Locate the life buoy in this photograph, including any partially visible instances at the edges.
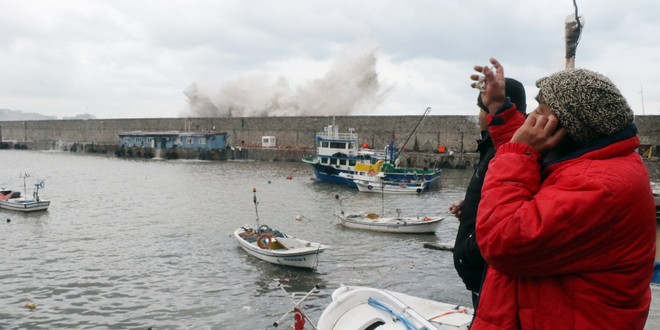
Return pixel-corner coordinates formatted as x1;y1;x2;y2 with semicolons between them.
422;217;433;222
367;185;373;190
257;234;274;249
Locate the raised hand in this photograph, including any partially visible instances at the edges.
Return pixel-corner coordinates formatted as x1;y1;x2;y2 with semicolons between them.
470;57;506;114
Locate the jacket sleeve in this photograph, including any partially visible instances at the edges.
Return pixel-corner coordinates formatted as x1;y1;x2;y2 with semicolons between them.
475;141;646;277
486;102;526;148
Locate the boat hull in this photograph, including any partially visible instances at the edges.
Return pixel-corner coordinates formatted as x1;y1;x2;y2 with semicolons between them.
0;200;50;212
308;162;441;189
354;181;426;194
338;215;443;234
233;228;327;269
317;285;473;330
307;163;356;187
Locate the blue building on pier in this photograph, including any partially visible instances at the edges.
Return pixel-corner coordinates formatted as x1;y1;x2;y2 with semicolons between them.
118;131;229;151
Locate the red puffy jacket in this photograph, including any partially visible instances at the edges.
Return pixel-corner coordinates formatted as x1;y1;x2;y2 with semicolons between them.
471;109;656;329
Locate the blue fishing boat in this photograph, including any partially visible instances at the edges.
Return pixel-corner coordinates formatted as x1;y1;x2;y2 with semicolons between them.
302;112;441;187
301;119;385;187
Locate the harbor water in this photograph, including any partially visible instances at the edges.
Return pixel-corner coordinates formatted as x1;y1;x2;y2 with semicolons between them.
1;150;659;329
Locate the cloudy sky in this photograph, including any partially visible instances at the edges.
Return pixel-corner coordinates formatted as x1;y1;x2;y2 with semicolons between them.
1;0;658;119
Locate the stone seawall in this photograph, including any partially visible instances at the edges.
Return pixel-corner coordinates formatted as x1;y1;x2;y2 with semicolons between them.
0;116;487;153
2;115;659;150
1;115;659;168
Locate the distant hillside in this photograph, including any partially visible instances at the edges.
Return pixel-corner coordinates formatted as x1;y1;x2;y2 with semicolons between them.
0;109;95;121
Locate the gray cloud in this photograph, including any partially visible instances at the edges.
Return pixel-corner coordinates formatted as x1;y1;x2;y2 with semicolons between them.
0;0;658;118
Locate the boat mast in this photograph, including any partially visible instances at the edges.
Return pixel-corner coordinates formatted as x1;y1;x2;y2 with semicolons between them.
394;107;431;162
20;172;29;200
252;188;261;229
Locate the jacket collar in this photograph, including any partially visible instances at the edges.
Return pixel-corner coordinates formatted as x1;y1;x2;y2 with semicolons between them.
542;123;638;169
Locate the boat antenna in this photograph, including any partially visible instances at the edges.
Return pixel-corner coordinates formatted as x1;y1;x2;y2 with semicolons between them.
253;187;261;229
20;171;29;200
394;107;431;161
381;183;385;214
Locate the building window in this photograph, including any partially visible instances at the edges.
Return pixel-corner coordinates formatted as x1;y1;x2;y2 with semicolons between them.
186;138;194;144
199;137;206;144
136;137;143;143
123;137;130;144
146;138;154;144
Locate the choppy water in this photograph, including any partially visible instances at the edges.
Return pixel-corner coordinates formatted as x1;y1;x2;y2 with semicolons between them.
0;150;475;329
1;150;658;329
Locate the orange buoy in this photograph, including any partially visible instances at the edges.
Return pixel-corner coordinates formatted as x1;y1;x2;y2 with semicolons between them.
257;234;274;249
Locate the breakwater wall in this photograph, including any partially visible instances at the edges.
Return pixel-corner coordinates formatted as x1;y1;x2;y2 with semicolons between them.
1;115;659;166
0;116;486;152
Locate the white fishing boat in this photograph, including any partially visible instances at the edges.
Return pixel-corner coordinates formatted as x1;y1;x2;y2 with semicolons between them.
317;285;473;330
234;226;327;269
354;179;428;194
338;211;443;234
0;176;50;213
233;188;328;269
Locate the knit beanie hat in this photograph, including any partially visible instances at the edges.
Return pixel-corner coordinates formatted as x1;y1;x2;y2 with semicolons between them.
477;78;527;114
536;69;634;144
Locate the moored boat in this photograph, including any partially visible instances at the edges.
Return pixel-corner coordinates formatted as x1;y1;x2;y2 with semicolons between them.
340;159;436;193
0;178;50;213
233;188;328;269
301;118;385;186
233;226;327;269
354;179;428;194
338;211;443;234
317;285;473;330
302;118;441;187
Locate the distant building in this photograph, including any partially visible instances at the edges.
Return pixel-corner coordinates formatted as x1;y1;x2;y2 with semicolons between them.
118;131;229;150
261;136;277;148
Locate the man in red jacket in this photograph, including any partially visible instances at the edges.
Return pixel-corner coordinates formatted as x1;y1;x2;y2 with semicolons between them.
468;57;656;329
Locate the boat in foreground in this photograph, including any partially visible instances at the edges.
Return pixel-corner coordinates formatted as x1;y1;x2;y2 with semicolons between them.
317;285;473;330
0;179;50;212
338;211;443;234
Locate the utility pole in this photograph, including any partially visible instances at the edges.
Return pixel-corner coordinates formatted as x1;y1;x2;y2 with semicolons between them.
640;85;646;115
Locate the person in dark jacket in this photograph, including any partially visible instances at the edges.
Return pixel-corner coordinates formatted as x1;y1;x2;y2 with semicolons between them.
450;78;526;308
